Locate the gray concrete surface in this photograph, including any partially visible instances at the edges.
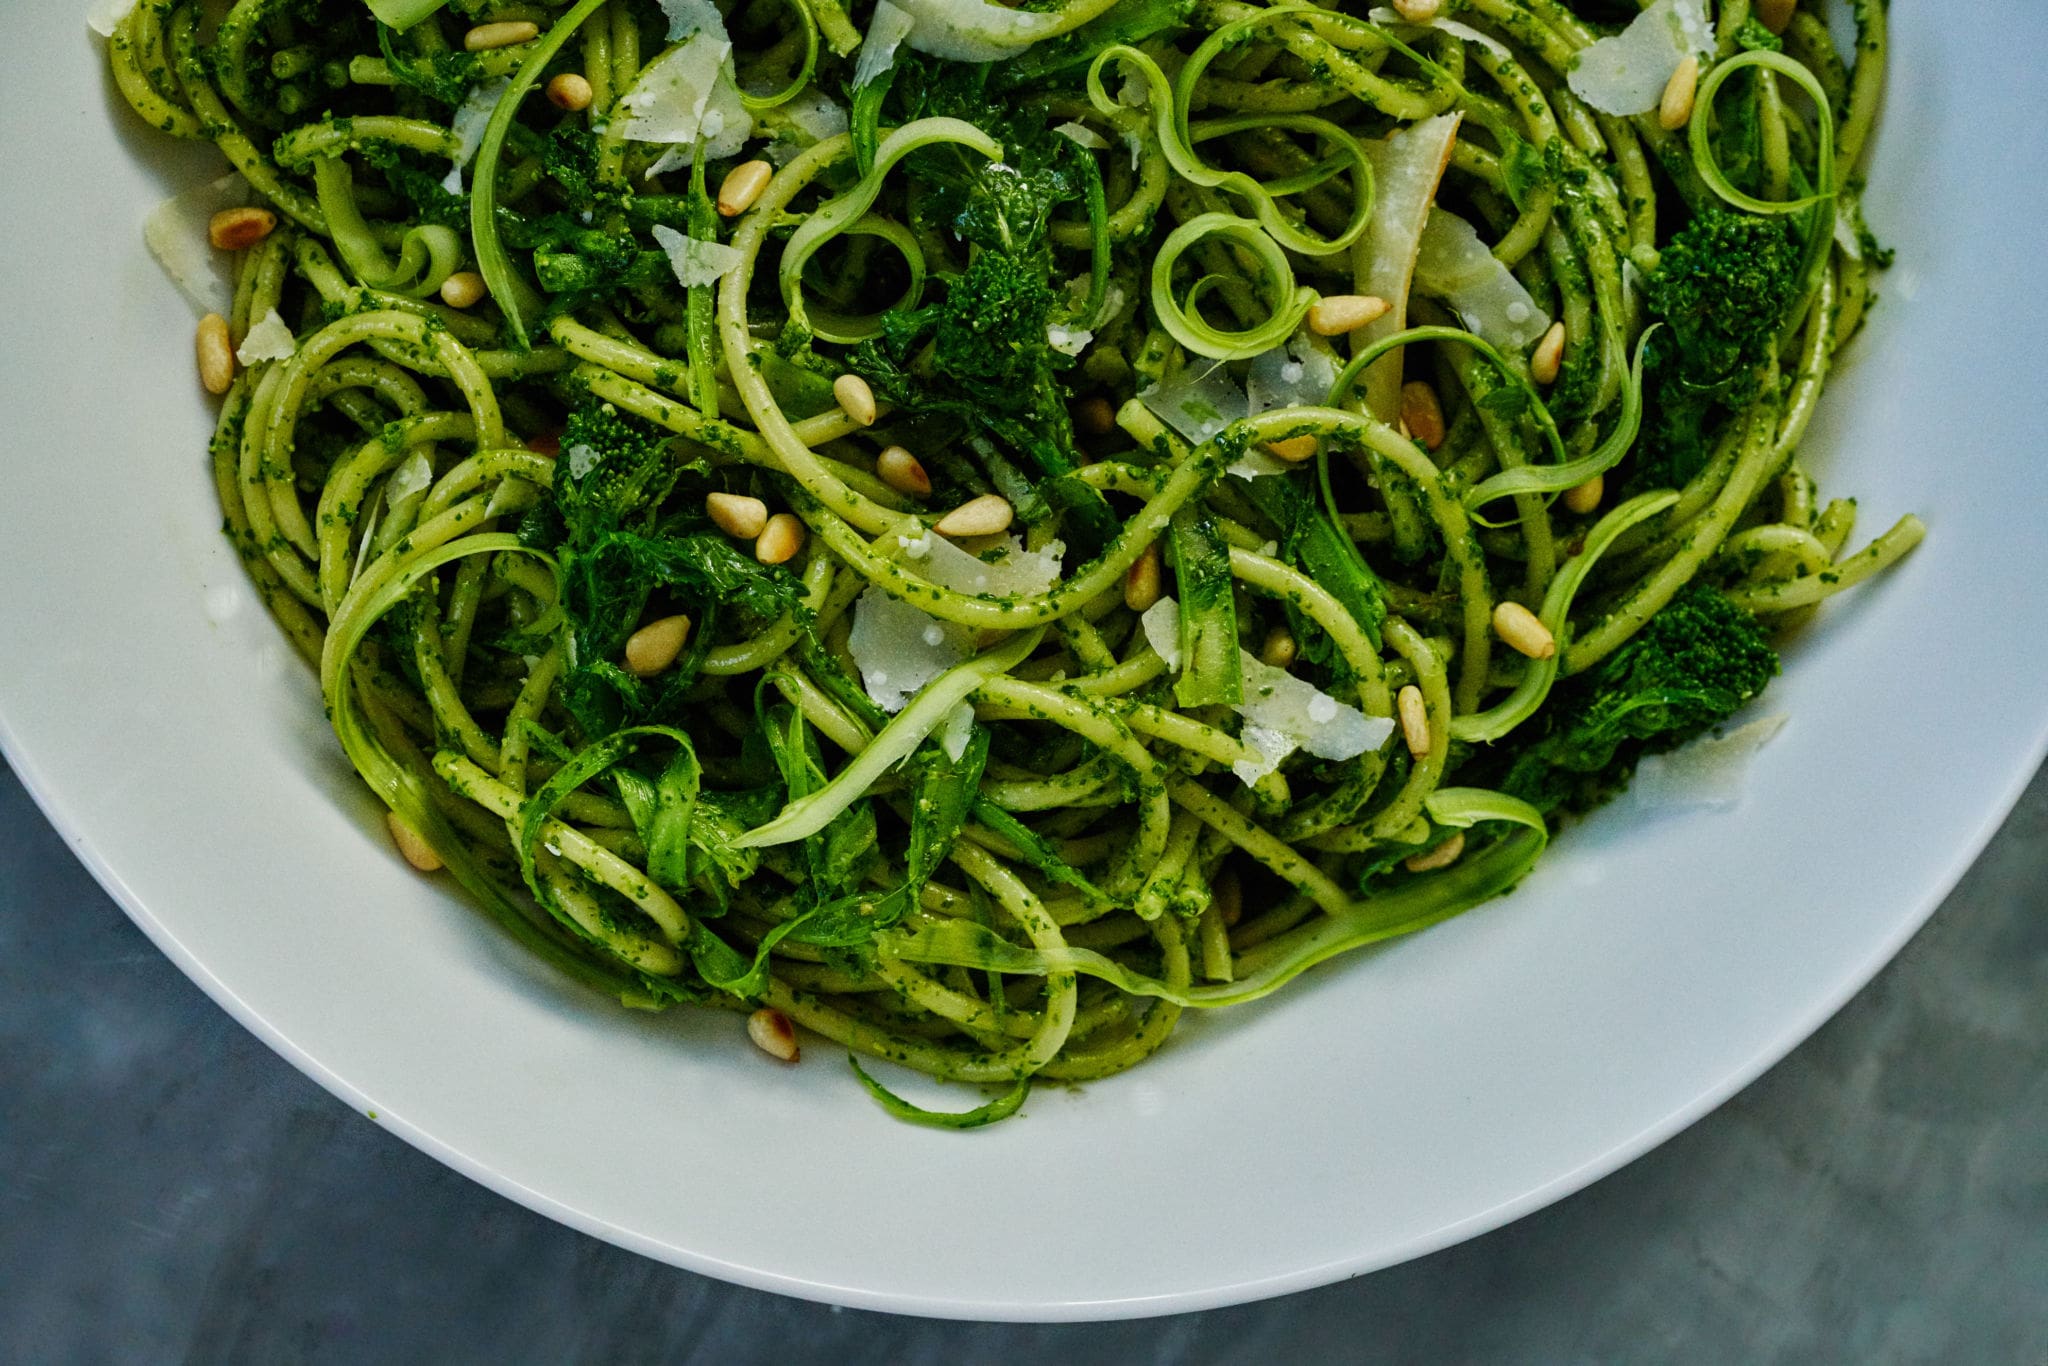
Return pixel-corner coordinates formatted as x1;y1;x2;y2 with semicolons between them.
1;756;2042;1364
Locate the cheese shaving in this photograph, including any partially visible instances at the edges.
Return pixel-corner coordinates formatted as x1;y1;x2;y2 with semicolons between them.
1566;0;1713;117
905;534;1064;598
142;173;255;318
88;0;137;38
1366;6;1510;61
1413;209;1552;350
234;309;296;365
853;0;917;87
384;449;434;506
1139;363;1248;445
886;0;1061;62
650;225;745;287
1146;598;1394;784
1629;714;1787;811
442;78;510;194
1141;597;1182;670
849;587;973;712
618;33;754;162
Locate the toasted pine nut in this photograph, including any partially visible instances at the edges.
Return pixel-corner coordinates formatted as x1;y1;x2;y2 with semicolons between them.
1392;0;1441;19
196;313;234;395
1531;321;1567;386
756;512;806;565
876;446;931;498
1307;294;1391;336
1659;55;1701;131
1563;473;1604;516
1074;396;1117;436
833;373;877;426
1493;600;1556;660
1755;0;1796;34
545;72;593;112
1213;868;1242;928
386;811;442;873
208;206;277;252
439;271;487;309
934;494;1013;538
1265;435;1318;463
624;614;692;677
1400;381;1447;451
716;159;773;217
1260;626;1297;669
747;1007;800;1062
465;20;538;50
1397;684;1431;758
706;492;769;539
1124;540;1162;612
1405;831;1465;873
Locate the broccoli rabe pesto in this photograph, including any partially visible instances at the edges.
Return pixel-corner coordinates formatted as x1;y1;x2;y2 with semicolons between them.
112;0;1921;1122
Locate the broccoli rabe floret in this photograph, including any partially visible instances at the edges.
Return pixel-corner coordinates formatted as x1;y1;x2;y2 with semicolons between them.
554;398;680;540
1501;586;1780;813
931;249;1058;404
1634;210;1804;489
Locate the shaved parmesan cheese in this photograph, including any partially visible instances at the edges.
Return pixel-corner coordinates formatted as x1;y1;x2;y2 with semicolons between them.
443;77;510;194
887;0;1060;62
849;587;973;712
1047;322;1092;356
854;0;916;87
1054;121;1111;151
384;449;434;505
483;476;537;519
1139;363;1248;445
88;0;136;37
1141;598;1182;670
1413;209;1552;349
1226;449;1292;479
234;309;296;365
936;700;977;761
757;86;850;166
1366;6;1510;60
1630;715;1787;810
1566;0;1712;117
1246;333;1339;414
1231;725;1297;786
143;173;254;318
618;33;754;162
907;534;1064;598
1234;650;1392;765
1356;113;1462;420
657;0;725;39
564;443;601;480
650;224;744;287
1145;598;1395;784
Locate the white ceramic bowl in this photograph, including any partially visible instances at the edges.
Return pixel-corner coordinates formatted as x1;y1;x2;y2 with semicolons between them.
3;1;2043;1321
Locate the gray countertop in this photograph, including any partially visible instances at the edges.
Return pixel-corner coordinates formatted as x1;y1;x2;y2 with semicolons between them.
2;754;2042;1364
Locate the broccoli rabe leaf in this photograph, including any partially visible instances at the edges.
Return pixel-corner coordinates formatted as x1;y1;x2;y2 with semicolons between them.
543;398;804;738
844;64;1118;549
1231;472;1387;666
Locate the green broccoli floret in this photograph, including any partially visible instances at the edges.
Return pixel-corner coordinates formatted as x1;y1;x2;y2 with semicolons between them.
1500;586;1780;813
931;249;1058;405
555;398;682;542
1633;210;1803;489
